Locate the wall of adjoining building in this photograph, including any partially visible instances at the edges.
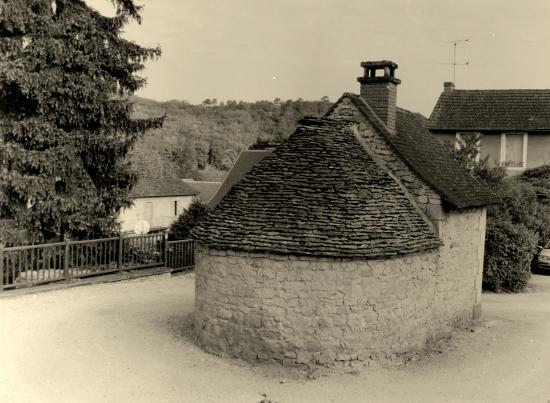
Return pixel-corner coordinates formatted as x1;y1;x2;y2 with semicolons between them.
119;195;194;233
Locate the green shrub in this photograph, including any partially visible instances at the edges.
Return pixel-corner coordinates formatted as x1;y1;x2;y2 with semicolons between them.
517;164;550;188
515;165;550;245
488;180;538;229
483;219;538;292
169;198;209;241
123;243;161;265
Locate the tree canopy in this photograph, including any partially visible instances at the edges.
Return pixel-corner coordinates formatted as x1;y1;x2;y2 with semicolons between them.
0;0;163;245
129;96;332;181
168;197;209;241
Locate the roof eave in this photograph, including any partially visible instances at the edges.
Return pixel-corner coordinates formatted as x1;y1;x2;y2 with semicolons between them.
130;193;197;199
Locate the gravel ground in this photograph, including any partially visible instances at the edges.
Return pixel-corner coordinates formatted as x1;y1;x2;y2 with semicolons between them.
1;272;550;403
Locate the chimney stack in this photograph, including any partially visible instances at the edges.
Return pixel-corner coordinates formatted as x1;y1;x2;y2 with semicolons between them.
357;60;401;134
443;81;455;93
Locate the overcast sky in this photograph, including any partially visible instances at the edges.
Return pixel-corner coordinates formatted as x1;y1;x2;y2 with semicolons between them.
87;0;550;116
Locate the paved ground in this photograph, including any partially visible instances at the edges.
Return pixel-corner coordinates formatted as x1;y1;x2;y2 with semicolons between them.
1;272;550;403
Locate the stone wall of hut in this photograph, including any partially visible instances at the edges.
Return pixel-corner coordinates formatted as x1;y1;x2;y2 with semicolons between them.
194;206;486;366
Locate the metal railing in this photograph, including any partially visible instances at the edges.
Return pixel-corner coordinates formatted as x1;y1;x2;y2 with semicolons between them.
1;235;195;291
166;239;195;269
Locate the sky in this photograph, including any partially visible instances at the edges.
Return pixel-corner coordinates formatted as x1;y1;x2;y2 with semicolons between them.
87;0;550;116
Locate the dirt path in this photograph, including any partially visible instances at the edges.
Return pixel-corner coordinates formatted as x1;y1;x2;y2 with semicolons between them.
1;273;550;403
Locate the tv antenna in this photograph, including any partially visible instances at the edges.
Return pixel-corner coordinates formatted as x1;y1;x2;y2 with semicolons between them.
441;38;470;83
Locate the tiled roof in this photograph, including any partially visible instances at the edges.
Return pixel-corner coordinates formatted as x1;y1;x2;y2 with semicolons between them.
429;89;550;131
130;177;197;198
193;117;441;258
184;181;221;203
208;150;273;208
341;94;497;209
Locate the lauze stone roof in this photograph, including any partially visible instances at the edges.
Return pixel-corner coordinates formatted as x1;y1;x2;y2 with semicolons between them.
341;94;496;209
429;89;550;131
208;150;273;208
194;117;441;258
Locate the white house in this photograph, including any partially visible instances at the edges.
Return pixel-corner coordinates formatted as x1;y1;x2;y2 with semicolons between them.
119;178;197;233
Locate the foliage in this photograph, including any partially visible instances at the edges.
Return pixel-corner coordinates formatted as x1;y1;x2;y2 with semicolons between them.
123;242;161;265
449;133;549;291
517;164;550;201
168;198;209;241
488;180;535;227
481;177;550;291
449;132;506;184
471;156;507;186
0;0;163;245
515;164;550;246
129;97;332;181
483;219;538;292
451;132;482;172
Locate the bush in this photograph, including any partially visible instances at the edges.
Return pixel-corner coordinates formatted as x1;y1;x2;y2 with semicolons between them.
483;219;538;292
123;243;161;265
517;164;550;187
512;166;550;248
488;180;538;228
169;198;209;241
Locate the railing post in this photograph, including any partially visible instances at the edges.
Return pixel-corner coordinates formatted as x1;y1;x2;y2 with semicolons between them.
63;239;70;281
0;243;4;293
163;232;169;267
118;235;123;272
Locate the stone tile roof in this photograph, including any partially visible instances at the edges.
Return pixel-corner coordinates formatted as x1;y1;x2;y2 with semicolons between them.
194;117;441;258
341;94;496;209
184;181;221;203
208;150;273;208
129;177;197;198
429;89;550;131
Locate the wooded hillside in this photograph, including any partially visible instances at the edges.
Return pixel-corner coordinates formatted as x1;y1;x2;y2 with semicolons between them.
129;97;332;181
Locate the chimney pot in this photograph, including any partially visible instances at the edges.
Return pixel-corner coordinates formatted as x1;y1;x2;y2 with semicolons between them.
357;60;400;134
444;81;455;92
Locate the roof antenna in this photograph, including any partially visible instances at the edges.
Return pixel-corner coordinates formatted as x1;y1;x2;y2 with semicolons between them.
441;39;470;83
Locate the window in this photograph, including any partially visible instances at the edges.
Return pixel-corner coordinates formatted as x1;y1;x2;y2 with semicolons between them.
174;200;178;216
143;202;153;222
500;133;527;169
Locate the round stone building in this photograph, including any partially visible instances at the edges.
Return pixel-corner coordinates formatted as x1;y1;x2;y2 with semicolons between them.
192;61;494;367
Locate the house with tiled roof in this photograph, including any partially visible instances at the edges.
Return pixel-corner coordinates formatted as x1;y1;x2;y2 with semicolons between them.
429;83;550;175
192;60;495;367
182;180;222;205
119;177;197;233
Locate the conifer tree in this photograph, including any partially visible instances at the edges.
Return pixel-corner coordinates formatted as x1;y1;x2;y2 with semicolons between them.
0;0;163;244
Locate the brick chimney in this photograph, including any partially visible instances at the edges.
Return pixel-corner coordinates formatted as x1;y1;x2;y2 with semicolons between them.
444;81;455;93
357;60;401;134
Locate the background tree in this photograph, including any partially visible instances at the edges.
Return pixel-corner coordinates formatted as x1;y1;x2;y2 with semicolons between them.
168;198;209;241
127;96;333;181
0;0;163;244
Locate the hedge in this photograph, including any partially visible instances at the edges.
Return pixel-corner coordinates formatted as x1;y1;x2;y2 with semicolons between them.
483;219;538;293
